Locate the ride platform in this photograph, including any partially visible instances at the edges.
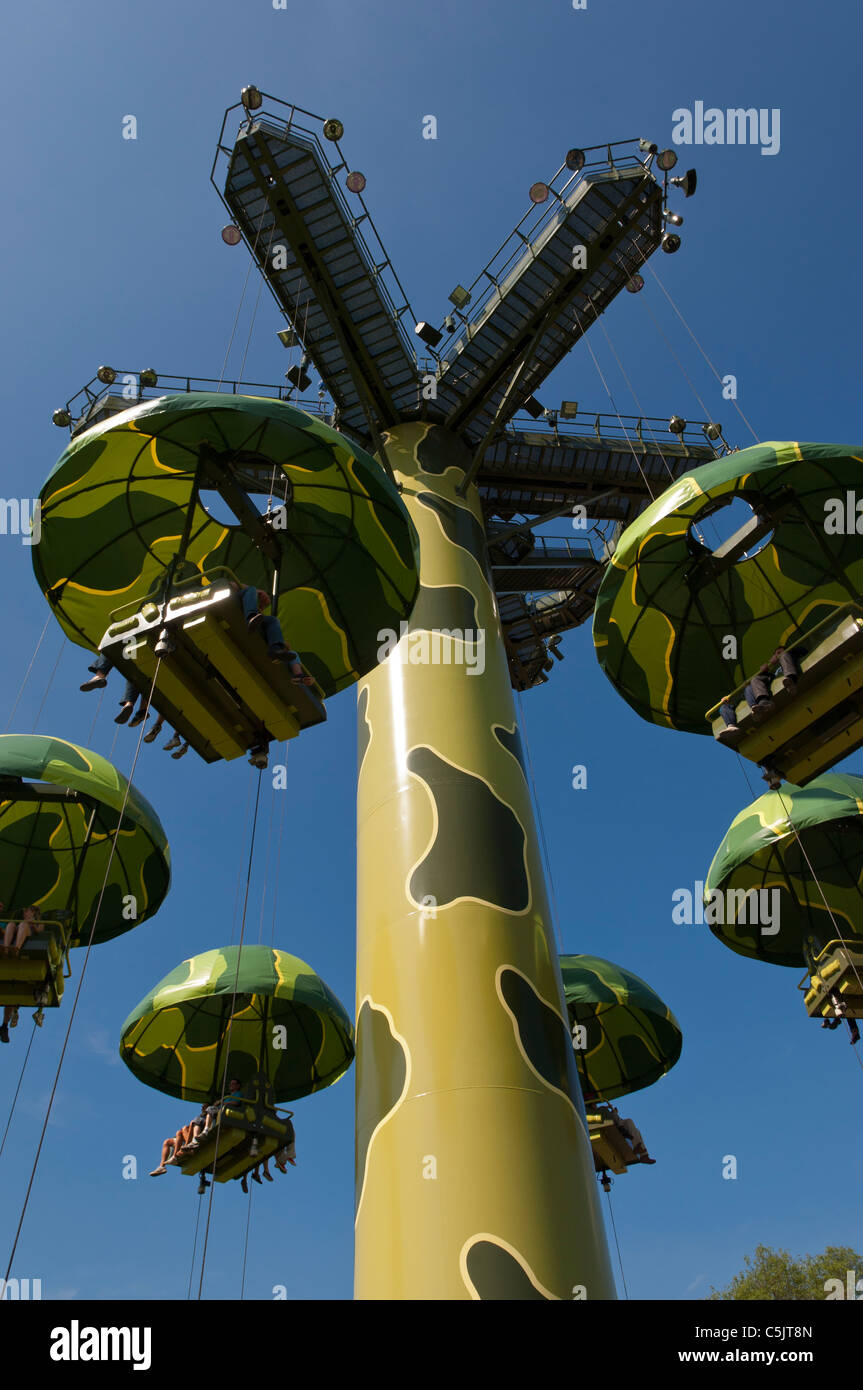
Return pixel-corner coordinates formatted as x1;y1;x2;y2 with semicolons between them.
0;914;72;1008
586;1111;640;1176
178;1077;294;1185
101;580;326;764
707;604;863;785
802;940;863;1022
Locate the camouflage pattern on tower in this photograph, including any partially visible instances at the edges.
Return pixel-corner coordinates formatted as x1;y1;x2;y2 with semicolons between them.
119;945;354;1103
560;954;682;1103
705;772;863;967
593;442;863;733
355;423;615;1301
34;393;420;697
0;734;169;946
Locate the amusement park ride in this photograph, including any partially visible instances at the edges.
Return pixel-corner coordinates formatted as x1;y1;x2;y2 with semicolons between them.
3;85;862;1300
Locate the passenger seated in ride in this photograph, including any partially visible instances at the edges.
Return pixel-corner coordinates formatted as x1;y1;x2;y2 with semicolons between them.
716;647;801;740
80;653;139;718
821;990;861;1045
2;907;43;958
603;1103;656;1164
240;587;315;685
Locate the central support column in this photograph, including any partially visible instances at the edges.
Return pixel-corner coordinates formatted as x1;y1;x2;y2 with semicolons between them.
354;423;615;1300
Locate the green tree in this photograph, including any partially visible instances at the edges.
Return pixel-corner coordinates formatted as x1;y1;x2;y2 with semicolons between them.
708;1244;862;1300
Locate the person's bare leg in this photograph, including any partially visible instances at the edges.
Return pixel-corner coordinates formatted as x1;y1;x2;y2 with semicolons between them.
150;1137;175;1176
262;1156;274;1182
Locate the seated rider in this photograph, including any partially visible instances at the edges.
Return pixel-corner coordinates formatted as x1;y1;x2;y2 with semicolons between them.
2;906;43;958
239;586;315;685
601;1103;656;1164
716;645;801;739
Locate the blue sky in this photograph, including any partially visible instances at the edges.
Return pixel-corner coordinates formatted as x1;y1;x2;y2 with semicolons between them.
1;0;861;1301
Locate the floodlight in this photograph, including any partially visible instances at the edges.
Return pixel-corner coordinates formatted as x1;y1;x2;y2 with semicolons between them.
139;368;158;387
669;415;687;435
415;321;443;348
670;168;697;197
241;86;263;111
638;139;658;155
625;274;645;293
529;182;549;204
523;395;544;419
443;315;456;332
661;232;681;254
345;171;366;194
96;366;116;385
52;408;71;427
323;118;344;142
221;224;242;245
703;422;722;441
286;363;312;392
559;400;579;419
448;285;471;309
277;329;299;348
664;210;684;226
656;149;678;171
565;148;585;171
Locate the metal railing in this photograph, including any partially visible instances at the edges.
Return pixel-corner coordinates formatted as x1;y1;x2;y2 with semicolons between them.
211;93;419;367
434;139;657;362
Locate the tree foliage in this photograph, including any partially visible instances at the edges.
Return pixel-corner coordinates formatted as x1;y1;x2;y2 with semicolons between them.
707;1244;862;1300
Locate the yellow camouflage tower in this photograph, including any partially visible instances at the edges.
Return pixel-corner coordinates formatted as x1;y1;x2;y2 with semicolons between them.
355;424;613;1298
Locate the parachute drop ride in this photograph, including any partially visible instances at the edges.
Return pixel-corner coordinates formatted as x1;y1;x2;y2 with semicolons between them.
119;946;354;1186
593;442;863;788
0;734;169;1021
560;954;682;1182
34;393;420;767
705;773;863;1041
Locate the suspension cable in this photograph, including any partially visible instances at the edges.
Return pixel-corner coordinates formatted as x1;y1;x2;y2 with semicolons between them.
239;1183;254;1300
603;1180;629;1298
29;635;67;734
3;617;51;734
4;657;162;1282
645;264;761;445
195;768;265;1300
0;1021;39;1161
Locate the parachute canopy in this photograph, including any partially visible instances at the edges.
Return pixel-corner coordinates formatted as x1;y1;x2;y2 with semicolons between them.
593;442;863;734
34;393;420;698
705;772;863;968
119;945;354;1104
0;734;170;947
560;953;682;1103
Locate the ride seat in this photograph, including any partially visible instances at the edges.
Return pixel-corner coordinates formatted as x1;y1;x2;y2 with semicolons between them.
802;942;863;1021
586;1110;639;1176
0;919;68;1007
99;582;326;764
706;604;863;785
178;1075;293;1184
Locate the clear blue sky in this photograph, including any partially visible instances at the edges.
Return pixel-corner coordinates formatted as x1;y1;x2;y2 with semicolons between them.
1;0;861;1301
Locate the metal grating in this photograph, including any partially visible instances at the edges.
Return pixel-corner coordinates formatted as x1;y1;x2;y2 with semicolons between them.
219;113;420;438
433;168;663;443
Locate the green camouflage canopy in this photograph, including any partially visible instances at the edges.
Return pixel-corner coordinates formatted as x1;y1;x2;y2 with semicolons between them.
705;772;863;967
559;954;682;1103
119;945;354;1104
0;734;170;947
34;393;420;698
593;442;863;733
